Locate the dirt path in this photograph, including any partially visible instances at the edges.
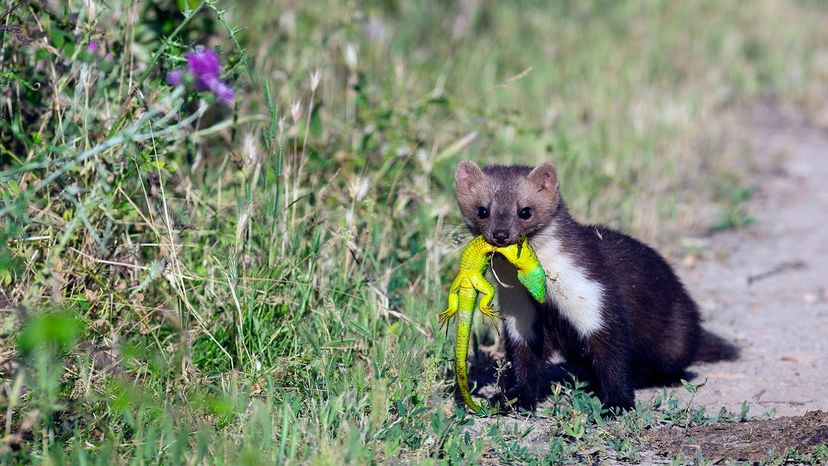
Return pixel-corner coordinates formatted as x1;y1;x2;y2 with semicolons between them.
635;104;828;417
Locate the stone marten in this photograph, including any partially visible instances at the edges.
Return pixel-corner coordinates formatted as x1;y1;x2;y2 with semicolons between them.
454;160;738;411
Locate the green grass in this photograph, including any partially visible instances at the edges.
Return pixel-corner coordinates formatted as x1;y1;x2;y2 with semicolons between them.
1;0;827;463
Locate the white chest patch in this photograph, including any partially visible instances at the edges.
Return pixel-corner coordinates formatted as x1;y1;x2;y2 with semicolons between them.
490;255;538;344
531;226;606;338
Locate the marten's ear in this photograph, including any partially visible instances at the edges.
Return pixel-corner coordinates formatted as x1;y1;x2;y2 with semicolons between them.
455;160;484;195
527;163;559;195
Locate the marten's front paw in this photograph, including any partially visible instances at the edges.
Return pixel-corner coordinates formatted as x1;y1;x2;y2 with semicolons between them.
599;394;635;416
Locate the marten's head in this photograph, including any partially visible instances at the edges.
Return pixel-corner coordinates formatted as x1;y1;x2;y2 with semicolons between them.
454;160;561;246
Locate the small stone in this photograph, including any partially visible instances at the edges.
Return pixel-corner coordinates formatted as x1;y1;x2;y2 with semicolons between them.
803;292;818;304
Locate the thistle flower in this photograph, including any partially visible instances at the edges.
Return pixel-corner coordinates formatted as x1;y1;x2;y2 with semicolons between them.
166;69;184;86
167;46;235;106
210;80;235;106
87;40;98;53
186;46;222;90
0;2;30;45
0;24;29;45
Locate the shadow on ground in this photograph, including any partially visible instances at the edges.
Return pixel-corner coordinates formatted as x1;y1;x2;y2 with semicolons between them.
460;343;699;411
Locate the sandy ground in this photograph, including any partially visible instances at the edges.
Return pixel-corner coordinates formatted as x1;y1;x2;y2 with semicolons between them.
635;104;828;418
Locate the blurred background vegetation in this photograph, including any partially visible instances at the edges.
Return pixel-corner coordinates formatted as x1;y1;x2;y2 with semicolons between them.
1;0;827;463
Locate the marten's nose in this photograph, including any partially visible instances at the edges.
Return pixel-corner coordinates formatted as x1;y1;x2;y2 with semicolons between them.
492;229;509;244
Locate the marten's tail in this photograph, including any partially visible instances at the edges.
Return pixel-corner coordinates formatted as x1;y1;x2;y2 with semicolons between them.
694;329;740;362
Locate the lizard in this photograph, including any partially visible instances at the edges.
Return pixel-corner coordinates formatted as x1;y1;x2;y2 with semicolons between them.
439;235;547;412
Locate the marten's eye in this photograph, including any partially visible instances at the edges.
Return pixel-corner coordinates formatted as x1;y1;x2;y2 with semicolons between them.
477;207;490;219
518;207;532;219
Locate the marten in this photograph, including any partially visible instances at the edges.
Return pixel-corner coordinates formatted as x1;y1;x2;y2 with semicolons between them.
454;160;738;411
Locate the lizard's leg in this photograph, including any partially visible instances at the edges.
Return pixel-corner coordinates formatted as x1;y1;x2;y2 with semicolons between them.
438;277;463;327
470;274;501;328
438;291;459;330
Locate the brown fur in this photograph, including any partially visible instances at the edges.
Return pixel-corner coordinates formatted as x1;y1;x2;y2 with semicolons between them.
456;161;559;245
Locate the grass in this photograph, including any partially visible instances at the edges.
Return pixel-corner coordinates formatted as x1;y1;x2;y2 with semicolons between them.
1;0;827;463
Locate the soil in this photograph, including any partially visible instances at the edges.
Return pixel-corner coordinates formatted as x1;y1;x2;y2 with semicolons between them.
466;102;828;463
645;410;828;463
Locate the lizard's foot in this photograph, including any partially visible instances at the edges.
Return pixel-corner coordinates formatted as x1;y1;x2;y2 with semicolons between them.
479;306;502;330
438;309;457;329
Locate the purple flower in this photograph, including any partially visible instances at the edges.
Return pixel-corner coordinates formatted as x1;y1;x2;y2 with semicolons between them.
186;46;221;91
169;46;236;106
0;2;31;46
1;24;30;45
87;40;98;53
166;69;184;86
210;80;235;106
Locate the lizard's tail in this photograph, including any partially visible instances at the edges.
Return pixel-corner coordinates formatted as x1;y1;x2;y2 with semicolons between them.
455;305;481;412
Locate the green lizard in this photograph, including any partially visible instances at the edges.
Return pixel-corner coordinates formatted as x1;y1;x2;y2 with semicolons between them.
439;235;547;412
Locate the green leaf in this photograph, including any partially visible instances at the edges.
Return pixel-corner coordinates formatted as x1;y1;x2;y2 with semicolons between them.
17;311;85;353
49;28;65;49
